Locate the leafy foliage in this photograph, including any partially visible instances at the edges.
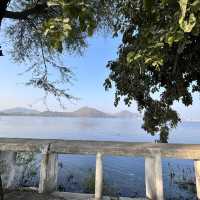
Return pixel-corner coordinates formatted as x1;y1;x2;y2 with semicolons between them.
16;152;38;186
2;0;115;105
104;0;200;142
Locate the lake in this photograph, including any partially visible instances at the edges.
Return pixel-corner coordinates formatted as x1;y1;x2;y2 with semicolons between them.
0;116;199;199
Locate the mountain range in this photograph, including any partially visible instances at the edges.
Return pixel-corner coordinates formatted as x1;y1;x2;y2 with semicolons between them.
0;106;141;119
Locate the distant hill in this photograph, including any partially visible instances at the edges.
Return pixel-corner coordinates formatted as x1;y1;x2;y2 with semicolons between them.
114;110;140;118
0;106;140;119
1;107;40;115
71;107;111;118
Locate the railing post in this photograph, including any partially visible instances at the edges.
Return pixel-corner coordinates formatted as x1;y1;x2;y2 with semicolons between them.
39;145;58;193
0;151;17;189
95;152;103;200
194;160;200;199
145;151;164;200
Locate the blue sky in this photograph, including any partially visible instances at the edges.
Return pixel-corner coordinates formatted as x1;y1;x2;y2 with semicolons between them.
0;34;137;113
0;33;200;120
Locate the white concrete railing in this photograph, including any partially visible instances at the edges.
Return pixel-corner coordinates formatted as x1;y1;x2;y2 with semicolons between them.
0;138;200;199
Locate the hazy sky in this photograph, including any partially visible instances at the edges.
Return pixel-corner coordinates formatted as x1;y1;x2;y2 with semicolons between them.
0;33;200;120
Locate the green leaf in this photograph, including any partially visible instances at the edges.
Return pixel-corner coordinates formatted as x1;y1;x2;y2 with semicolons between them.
47;0;60;6
167;36;174;47
127;52;135;63
179;0;196;32
191;0;200;12
179;0;187;17
134;53;142;60
179;13;196;32
145;57;153;64
63;23;71;32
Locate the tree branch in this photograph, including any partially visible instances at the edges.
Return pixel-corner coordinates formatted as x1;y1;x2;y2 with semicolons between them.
1;3;48;21
0;0;11;25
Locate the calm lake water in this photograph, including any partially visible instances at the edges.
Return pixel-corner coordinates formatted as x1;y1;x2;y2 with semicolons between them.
0;116;199;199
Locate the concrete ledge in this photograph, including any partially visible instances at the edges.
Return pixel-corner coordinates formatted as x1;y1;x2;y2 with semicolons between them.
0;137;200;159
52;191;147;200
4;190;62;200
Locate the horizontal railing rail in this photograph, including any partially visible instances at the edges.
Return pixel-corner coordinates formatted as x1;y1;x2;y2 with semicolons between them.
1;138;200;159
0;138;199;200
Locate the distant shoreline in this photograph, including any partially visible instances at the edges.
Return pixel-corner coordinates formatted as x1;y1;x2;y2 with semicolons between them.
0;113;116;118
0;113;142;120
0;106;141;119
0;113;199;122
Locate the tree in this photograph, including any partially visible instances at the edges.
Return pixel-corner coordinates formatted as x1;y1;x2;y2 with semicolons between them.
2;0;200;142
0;0;115;105
104;0;200;142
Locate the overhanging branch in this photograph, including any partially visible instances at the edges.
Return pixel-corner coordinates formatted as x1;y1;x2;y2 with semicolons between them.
1;3;48;21
0;0;11;25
